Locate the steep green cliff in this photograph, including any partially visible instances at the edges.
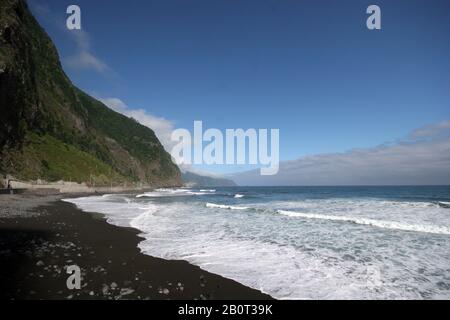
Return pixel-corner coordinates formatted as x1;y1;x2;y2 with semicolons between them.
0;0;181;186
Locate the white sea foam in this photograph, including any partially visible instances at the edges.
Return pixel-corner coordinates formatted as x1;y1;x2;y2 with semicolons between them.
136;188;211;198
277;210;450;235
63;195;158;227
206;202;249;210
256;198;447;231
64;189;450;300
438;201;450;208
205;200;450;235
187;191;210;195
234;194;245;198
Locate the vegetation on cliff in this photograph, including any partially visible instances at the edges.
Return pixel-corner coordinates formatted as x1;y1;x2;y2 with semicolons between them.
0;0;181;186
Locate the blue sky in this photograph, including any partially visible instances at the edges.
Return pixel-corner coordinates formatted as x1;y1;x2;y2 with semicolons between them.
29;0;450;177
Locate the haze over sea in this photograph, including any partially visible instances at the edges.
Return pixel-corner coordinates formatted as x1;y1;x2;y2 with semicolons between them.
64;186;450;299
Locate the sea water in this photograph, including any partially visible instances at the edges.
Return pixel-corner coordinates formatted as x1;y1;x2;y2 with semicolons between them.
63;186;450;299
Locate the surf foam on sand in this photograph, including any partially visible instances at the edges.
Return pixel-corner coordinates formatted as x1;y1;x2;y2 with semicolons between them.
64;187;450;300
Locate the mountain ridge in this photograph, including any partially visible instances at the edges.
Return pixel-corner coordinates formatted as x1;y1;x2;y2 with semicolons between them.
0;0;181;187
182;171;236;187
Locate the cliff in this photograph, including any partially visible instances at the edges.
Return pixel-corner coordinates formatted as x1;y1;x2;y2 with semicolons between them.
0;0;181;187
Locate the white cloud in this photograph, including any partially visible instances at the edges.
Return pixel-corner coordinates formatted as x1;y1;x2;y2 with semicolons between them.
65;50;109;73
29;1;110;74
30;1;51;16
98;98;175;151
408;120;450;140
98;98;225;178
232;121;450;186
64;29;111;74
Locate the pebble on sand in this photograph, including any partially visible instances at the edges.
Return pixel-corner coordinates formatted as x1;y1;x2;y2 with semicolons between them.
120;288;135;296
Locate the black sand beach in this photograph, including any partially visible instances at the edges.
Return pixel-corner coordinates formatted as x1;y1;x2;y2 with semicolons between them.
0;193;272;300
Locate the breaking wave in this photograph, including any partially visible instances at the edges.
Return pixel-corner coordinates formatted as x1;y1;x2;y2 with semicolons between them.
206;202;249;210
277;210;450;235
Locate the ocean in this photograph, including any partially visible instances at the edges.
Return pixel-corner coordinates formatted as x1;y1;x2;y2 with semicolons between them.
63;186;450;299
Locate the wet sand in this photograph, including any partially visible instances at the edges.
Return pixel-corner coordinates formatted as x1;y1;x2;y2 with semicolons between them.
0;194;272;300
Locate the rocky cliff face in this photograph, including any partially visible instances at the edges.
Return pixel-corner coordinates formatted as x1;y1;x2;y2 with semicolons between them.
0;0;181;186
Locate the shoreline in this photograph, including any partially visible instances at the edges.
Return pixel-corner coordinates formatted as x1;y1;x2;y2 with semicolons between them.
0;194;272;300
